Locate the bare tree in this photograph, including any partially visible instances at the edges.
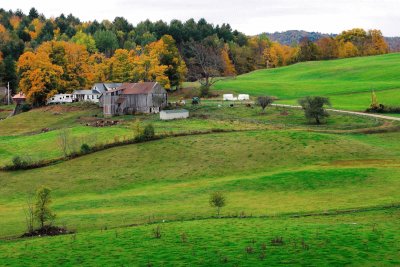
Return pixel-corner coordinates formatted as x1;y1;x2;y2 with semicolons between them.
186;42;224;96
23;194;35;233
57;128;71;157
257;96;274;113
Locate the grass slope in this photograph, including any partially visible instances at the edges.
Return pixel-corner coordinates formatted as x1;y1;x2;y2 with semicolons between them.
1;129;400;237
1;210;399;266
0;102;384;166
214;53;400;111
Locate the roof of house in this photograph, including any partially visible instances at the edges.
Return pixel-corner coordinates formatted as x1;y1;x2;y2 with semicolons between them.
73;89;101;95
12;92;26;100
93;83;123;94
107;82;159;95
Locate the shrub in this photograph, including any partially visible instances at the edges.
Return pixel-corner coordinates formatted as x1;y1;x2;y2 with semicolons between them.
143;124;155;140
80;144;91;154
20;104;32;112
257;96;274;113
12;156;32;169
209;191;226;217
366;104;400;114
298;96;330;124
152;225;161;239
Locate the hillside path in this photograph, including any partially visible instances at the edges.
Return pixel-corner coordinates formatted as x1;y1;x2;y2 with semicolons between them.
272;104;400;122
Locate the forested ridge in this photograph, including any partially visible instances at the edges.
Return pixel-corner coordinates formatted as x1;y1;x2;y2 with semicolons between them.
0;8;391;105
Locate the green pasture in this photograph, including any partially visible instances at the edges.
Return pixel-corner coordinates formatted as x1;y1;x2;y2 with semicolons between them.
0;210;399;266
213;53;400;112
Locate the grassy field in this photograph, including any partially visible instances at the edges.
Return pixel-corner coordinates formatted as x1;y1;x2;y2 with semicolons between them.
1;210;399;266
1;61;400;264
213;53;400;112
0;102;386;167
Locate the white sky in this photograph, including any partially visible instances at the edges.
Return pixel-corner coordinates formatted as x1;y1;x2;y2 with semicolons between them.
1;0;400;36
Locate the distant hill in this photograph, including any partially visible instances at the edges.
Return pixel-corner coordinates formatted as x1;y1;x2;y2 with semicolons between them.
265;31;400;52
264;30;335;45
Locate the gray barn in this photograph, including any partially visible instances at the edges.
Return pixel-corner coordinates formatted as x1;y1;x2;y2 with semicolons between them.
103;82;167;117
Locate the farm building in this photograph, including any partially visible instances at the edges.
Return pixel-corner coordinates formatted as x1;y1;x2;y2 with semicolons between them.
160;109;189;120
223;94;237;101
102;82;167;117
12;92;26;105
238;94;250;100
223;94;250;101
47;94;73;104
74;83;122;104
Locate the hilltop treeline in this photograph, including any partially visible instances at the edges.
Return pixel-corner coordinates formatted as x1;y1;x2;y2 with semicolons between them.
0;8;390;104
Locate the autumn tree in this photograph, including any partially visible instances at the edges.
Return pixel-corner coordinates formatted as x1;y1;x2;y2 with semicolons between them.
109;49;134;82
221;44;236;76
298;37;318;62
316;37;339;59
18;41;93;105
18;51;63;105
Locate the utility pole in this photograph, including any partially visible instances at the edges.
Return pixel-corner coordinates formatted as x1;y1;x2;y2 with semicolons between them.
7;82;10;105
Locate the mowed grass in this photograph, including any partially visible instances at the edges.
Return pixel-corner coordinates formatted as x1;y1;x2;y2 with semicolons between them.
1;129;400;237
0;210;399;266
213;53;400;111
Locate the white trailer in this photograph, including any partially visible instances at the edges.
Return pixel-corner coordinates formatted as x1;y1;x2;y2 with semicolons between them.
160;109;189;120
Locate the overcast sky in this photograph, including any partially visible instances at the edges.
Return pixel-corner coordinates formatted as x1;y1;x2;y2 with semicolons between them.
2;0;400;36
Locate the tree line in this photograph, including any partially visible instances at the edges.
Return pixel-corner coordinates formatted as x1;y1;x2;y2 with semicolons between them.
0;8;390;105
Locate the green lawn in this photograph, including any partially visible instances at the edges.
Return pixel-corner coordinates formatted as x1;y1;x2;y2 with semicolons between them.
213;53;400;112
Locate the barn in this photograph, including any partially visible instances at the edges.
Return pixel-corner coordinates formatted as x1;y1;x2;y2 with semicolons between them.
102;82;167;117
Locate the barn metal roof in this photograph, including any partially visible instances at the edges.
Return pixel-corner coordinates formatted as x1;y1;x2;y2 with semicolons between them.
107;82;158;95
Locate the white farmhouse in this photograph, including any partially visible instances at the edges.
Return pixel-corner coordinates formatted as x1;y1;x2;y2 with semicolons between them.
73;83;123;104
160;109;189;120
47;94;73;104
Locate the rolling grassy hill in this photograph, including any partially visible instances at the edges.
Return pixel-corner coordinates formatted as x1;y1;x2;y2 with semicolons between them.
214;53;400;112
1;73;400;264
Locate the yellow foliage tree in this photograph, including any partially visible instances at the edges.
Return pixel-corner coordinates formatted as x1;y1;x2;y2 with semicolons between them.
338;41;359;58
221;44;236;76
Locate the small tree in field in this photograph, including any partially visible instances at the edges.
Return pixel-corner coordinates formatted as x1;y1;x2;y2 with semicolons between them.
34;187;56;229
209;191;226;217
257;96;274;113
298;96;331;124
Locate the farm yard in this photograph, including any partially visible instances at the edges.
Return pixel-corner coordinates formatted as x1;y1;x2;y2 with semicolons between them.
0;50;400;265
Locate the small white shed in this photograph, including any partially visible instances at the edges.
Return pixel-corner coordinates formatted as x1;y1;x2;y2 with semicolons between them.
238;94;250;101
160;109;189;120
